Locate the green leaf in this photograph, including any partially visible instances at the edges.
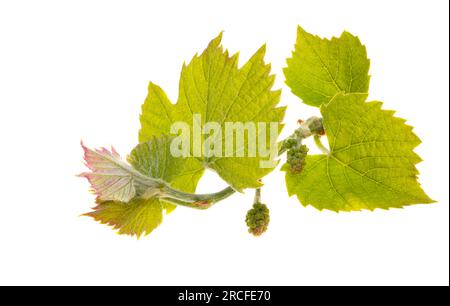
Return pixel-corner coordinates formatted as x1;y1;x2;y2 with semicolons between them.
139;33;286;191
79;142;160;203
84;198;163;238
283;93;434;212
128;136;204;212
84;136;203;237
284;26;370;107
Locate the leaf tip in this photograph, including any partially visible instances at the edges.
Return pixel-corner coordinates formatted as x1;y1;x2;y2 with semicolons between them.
259;43;267;53
296;25;306;34
208;31;224;49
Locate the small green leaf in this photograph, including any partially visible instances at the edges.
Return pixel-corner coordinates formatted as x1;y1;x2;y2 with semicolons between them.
79;142;160;203
84;198;163;238
284;26;370;107
129;136;204;211
140;33;286;191
128;136;204;193
283;93;434;212
84;136;203;237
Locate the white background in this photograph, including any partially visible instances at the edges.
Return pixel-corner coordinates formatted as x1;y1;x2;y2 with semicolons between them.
0;0;448;286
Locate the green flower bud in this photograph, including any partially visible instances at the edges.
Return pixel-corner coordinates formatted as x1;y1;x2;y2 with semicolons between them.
287;144;309;174
281;137;298;153
286;138;298;148
245;203;270;236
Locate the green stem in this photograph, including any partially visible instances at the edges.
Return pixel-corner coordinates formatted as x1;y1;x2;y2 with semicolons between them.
161;185;235;209
254;188;261;204
159;197;214;210
314;135;330;154
278;116;323;155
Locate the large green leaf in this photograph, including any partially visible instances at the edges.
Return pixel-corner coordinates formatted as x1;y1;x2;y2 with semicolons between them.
284;26;370;107
283;93;434;211
140;33;286;191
